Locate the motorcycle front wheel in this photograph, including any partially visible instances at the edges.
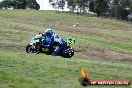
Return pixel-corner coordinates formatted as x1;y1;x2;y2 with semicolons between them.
26;44;40;54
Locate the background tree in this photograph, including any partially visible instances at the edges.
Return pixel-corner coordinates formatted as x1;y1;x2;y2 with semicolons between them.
66;0;90;13
26;0;40;10
0;2;2;8
93;0;109;17
108;0;129;20
89;0;95;12
66;0;76;12
128;0;132;13
1;0;12;9
14;0;26;9
50;0;65;11
0;0;40;10
74;0;89;13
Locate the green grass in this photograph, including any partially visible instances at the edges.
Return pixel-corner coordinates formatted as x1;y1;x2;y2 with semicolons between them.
0;10;132;88
0;51;132;88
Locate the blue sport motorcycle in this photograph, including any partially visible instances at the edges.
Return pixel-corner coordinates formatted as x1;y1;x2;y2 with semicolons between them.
26;38;75;58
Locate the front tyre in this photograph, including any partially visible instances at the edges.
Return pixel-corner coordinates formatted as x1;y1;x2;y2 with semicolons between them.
26;44;40;54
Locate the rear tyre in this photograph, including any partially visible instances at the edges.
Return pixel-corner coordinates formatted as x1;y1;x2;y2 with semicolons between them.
61;47;74;58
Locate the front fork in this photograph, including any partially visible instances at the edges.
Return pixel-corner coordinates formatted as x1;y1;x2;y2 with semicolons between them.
31;45;35;49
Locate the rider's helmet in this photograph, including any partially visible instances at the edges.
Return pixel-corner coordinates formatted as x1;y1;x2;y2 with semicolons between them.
66;38;75;46
45;29;54;37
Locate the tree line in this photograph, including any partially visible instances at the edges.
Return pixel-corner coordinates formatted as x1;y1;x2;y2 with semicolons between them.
0;0;132;21
50;0;132;20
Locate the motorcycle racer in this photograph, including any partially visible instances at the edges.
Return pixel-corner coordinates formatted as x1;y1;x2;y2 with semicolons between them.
43;29;62;48
26;34;75;58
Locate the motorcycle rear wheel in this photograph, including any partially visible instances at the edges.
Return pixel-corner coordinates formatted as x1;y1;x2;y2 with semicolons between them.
61;47;74;58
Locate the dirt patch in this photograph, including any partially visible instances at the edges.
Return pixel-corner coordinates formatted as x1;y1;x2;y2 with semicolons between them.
75;47;132;62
